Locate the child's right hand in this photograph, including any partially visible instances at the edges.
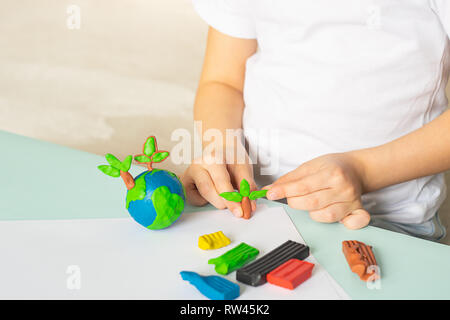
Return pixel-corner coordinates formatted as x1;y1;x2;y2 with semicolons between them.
180;27;258;218
181;154;257;218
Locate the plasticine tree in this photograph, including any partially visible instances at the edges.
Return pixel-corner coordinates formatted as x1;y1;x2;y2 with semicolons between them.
98;154;135;189
97;136;185;230
219;179;268;219
133;136;169;172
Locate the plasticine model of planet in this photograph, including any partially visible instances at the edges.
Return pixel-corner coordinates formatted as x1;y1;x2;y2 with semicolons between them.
126;169;185;230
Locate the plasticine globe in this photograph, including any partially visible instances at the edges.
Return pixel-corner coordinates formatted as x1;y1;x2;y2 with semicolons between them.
126;169;185;230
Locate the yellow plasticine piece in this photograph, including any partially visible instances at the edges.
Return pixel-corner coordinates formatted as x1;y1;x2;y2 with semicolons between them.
198;231;231;250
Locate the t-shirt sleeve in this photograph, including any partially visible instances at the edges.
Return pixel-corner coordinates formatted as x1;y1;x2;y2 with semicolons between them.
192;0;256;39
431;0;450;37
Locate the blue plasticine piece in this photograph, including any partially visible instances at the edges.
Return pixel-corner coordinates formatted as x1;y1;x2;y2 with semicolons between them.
180;271;240;300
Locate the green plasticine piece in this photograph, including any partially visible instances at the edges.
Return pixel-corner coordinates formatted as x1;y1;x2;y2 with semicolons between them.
98;165;120;178
249;190;268;200
120;155;133;172
152;151;169;163
219;179;268;203
126;171;150;209
240;179;250;197
159;170;184;195
105;153;122;169
208;243;259;275
148;185;184;230
219;192;243;203
101;154;132;174
125;169;165;209
134;155;151;163
144;136;156;157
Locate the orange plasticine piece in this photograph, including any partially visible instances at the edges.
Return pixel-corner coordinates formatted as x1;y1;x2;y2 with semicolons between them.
342;240;380;282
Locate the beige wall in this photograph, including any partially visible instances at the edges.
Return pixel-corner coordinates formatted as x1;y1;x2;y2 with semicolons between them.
0;0;207;174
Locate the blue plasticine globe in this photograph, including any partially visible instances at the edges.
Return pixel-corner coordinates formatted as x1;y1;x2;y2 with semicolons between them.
126;169;185;230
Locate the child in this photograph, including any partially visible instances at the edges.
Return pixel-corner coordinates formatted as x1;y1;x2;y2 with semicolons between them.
181;0;450;241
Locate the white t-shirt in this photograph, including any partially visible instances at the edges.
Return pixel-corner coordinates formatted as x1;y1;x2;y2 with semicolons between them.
193;0;450;224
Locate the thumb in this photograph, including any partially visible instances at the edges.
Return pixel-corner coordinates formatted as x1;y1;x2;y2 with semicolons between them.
340;208;371;230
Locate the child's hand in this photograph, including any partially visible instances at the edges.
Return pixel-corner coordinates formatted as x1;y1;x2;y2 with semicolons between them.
264;153;371;229
181;154;257;218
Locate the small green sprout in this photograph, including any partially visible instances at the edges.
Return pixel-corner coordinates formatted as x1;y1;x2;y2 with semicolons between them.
134;136;169;171
219;179;268;219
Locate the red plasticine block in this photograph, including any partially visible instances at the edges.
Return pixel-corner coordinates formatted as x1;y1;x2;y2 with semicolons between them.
267;259;314;290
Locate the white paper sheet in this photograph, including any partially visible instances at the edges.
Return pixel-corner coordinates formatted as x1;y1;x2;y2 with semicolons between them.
0;205;349;299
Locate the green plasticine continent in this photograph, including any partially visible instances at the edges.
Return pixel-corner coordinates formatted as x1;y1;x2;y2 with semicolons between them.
125;169;164;209
163;171;187;200
125;171;150;209
208;243;259;275
148;185;184;230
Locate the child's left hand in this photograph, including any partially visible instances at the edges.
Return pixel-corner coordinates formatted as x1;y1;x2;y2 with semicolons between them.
264;153;371;229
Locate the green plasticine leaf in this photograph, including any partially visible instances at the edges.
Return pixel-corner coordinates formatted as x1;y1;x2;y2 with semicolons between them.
126;172;149;209
208;243;259;275
152;151;169;163
219;192;243;203
98;165;120;178
239;179;250;197
144;136;156;157
134;155;152;163
120;155;132;172
105;154;122;169
148;186;184;230
249;190;268;200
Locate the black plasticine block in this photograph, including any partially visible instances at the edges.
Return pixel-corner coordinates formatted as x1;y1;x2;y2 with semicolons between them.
236;240;310;286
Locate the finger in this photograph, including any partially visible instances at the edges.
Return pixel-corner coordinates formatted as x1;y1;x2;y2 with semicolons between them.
266;172;330;201
340;208;371;229
270;161;316;185
286;188;345;211
206;164;243;217
181;170;208;206
190;166;227;210
308;201;360;223
228;164;256;190
251;200;256;211
262;184;272;190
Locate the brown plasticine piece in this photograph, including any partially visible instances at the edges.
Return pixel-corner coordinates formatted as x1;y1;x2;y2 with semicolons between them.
241;196;252;219
120;170;135;190
342;240;379;282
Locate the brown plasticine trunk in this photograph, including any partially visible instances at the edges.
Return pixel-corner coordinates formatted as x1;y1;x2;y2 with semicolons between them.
241;196;252;219
120;171;136;190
